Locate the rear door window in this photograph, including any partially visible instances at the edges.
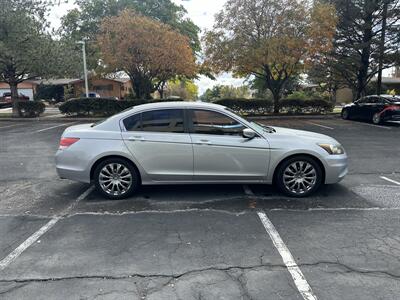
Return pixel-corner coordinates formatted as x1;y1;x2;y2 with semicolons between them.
123;109;185;133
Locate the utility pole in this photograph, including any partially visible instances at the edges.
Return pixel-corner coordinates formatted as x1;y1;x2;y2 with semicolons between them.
377;1;388;95
76;39;89;97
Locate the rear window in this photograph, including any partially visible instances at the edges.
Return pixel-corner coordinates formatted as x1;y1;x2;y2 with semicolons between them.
123;109;184;133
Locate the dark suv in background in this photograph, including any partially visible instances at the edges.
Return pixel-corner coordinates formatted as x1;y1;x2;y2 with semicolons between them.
341;95;400;124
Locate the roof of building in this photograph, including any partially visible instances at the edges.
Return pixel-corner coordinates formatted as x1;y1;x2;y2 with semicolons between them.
33;78;81;85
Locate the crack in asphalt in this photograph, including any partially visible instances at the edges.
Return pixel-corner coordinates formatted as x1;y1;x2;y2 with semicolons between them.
1;260;399;287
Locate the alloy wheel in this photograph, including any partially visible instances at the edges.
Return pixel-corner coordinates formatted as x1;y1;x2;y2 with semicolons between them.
99;163;133;196
282;161;317;195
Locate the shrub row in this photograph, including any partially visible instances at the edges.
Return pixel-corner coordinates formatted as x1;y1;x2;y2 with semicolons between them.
16;101;46;118
279;98;334;114
58;97;183;116
214;98;333;115
213;98;273;115
58;97;333;117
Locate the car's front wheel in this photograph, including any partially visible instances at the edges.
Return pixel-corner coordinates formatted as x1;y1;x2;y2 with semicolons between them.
93;158;140;199
341;109;350;120
276;156;323;197
372;113;382;124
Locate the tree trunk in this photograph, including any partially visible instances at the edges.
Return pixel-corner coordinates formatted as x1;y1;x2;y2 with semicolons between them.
10;81;20;117
356;2;374;99
272;92;280;114
130;74;154;100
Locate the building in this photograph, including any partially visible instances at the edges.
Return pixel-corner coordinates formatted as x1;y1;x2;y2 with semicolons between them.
0;81;38;100
71;78;132;99
33;77;133;100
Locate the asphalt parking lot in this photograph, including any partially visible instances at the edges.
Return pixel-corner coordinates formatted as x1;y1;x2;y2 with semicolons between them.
0;117;399;300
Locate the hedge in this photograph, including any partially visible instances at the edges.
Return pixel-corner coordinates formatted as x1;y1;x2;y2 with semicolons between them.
16;101;46;117
213;98;274;115
279;98;334;114
58;97;183;116
214;98;333;115
58;97;333;117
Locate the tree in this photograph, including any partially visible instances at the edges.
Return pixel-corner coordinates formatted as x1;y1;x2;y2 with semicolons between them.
200;84;251;101
324;0;400;99
60;0;200;73
97;10;197;99
204;0;336;113
163;79;199;100
0;0;57;116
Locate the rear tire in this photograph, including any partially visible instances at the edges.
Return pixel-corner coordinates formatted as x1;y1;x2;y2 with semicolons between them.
93;158;140;200
275;156;323;197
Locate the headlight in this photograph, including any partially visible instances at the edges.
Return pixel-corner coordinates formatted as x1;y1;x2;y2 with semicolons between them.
318;143;345;155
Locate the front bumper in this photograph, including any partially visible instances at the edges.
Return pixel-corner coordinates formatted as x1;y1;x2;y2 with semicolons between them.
323;154;348;184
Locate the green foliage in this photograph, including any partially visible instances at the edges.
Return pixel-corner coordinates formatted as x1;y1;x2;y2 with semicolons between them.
214;98;273;115
59;97;184;117
214;97;333;115
16;101;46;118
280;98;334;114
200;85;251;102
34;84;65;102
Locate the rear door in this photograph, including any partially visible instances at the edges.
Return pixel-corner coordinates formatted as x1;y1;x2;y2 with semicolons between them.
188;109;269;182
121;108;193;181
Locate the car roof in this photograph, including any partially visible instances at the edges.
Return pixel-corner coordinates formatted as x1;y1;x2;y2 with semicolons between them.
119;101;226;116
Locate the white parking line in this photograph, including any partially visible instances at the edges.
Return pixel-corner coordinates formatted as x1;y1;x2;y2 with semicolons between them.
306;122;334;130
0;124;23;129
35;122;78;133
346;121;391;130
0;185;94;271
380;176;400;186
0;218;59;271
257;211;317;300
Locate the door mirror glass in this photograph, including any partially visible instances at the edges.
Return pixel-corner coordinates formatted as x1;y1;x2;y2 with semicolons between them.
242;128;256;139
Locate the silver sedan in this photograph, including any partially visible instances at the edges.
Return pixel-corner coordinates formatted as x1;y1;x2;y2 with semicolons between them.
55;102;348;199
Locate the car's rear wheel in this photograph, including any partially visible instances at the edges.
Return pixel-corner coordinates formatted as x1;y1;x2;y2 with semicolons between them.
276;156;323;197
341;109;350;120
372;113;382;124
94;158;140;199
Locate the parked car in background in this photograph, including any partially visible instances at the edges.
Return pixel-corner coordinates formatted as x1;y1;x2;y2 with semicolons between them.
0;92;29;107
56;102;348;199
80;92;101;98
341;95;400;124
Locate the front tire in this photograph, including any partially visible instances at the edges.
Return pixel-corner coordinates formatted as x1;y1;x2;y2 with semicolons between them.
275;156;323;197
341;109;350;120
93;158;140;199
372;113;382;124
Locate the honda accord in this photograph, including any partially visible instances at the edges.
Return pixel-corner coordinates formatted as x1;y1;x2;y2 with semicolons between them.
56;102;348;199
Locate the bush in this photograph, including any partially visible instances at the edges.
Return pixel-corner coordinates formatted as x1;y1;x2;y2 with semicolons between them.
16;101;46;117
58;97;184;117
280;98;334;114
213;98;274;115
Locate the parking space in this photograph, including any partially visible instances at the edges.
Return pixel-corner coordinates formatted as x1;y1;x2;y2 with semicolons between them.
0;117;399;299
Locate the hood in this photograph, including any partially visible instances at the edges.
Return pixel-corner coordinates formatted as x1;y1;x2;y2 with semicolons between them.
271;126;337;143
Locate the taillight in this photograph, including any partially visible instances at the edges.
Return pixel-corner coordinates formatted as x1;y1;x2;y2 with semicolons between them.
385;105;400;111
59;137;80;150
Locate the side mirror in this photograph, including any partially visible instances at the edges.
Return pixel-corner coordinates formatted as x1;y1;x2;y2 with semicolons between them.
242;128;256;139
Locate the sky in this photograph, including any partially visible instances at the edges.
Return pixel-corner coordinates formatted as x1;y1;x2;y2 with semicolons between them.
49;0;246;95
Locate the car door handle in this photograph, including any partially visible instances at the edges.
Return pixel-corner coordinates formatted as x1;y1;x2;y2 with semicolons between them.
195;139;212;145
128;136;146;142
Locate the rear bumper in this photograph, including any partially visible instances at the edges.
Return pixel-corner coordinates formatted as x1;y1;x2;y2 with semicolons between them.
324;154;348;184
55;150;91;183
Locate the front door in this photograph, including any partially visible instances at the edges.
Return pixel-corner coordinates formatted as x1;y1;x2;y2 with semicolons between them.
121;109;193;181
188;109;270;182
